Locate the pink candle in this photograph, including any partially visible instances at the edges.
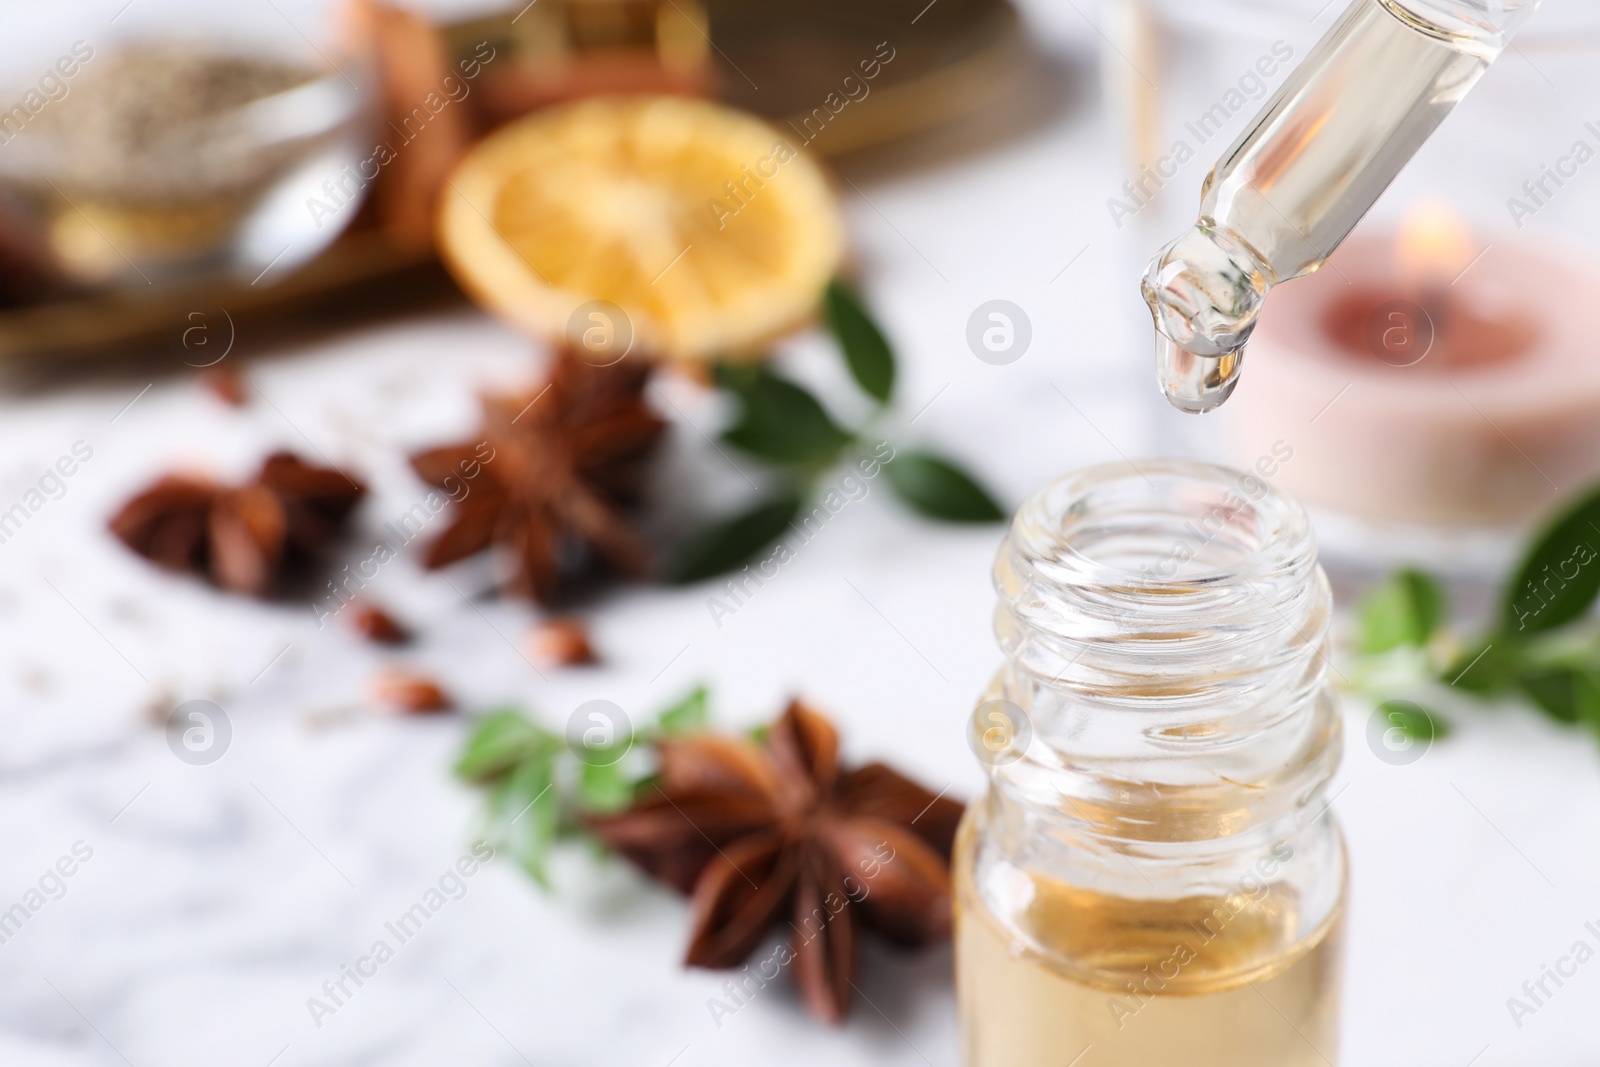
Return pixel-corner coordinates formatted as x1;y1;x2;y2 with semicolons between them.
1226;206;1600;528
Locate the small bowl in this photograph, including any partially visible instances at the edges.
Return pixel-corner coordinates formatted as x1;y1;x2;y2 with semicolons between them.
0;10;377;292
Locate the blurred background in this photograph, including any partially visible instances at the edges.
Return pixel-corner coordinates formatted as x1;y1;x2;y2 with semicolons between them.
1;0;1598;1064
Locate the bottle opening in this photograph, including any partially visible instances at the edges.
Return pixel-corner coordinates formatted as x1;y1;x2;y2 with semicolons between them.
1010;459;1313;587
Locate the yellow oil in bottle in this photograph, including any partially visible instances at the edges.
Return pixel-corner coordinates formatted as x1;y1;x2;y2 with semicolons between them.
955;817;1344;1067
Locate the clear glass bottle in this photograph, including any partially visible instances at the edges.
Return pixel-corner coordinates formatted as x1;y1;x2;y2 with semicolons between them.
954;459;1346;1067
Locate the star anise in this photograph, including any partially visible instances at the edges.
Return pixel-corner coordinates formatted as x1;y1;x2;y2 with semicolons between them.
409;347;666;603
588;701;964;1023
109;452;366;596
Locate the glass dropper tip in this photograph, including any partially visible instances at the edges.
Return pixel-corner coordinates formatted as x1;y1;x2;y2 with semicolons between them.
1155;332;1244;414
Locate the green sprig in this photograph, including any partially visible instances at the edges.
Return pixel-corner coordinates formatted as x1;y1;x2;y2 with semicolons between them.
1351;487;1600;746
674;279;1005;580
454;686;710;886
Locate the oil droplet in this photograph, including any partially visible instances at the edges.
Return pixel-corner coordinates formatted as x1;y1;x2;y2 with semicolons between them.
1142;223;1270;414
1155;333;1244;414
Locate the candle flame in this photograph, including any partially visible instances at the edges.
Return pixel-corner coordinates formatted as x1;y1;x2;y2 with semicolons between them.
1396;199;1477;290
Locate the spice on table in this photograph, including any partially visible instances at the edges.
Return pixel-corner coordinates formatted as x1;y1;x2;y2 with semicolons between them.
587;701;963;1023
526;617;595;666
109;452;365;596
409;346;665;603
197;366;248;408
371;667;451;713
350;602;411;645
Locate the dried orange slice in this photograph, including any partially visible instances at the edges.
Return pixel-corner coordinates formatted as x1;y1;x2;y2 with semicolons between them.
438;95;844;362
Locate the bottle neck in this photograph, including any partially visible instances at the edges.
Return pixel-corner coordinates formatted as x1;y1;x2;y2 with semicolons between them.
1384;0;1540;52
978;460;1341;891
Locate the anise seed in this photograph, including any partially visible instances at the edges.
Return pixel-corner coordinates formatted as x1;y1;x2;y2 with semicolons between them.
108;453;364;598
408;346;664;603
527;617;595;666
585;700;963;1025
371;668;451;714
198;366;247;407
351;603;411;645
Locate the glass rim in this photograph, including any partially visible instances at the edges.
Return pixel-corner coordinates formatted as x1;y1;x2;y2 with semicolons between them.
1006;457;1317;591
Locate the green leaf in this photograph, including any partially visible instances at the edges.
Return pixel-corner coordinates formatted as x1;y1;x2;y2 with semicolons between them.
1376;700;1449;741
1443;640;1517;696
577;757;635;813
1516;666;1600;726
455;708;558;783
657;685;710;735
491;753;561;886
715;365;852;465
825;279;895;403
1358;569;1447;654
884;450;1005;523
1499;484;1600;636
672;492;802;582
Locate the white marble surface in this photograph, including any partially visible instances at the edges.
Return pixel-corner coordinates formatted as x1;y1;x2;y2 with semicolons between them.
2;2;1600;1066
